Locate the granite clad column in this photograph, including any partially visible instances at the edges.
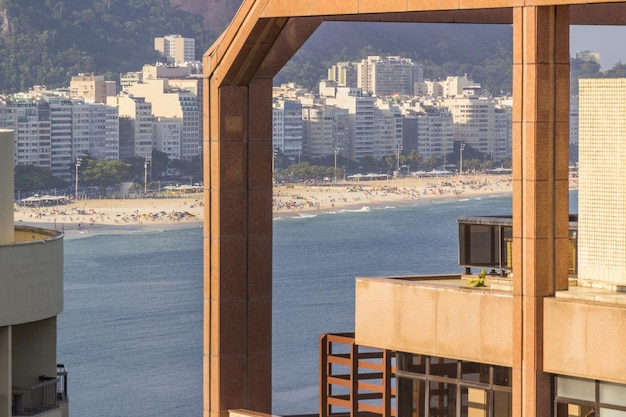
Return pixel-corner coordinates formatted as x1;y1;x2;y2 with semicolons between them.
203;75;273;417
511;6;570;417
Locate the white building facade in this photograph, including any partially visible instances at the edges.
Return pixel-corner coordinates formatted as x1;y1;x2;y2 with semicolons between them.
272;99;303;160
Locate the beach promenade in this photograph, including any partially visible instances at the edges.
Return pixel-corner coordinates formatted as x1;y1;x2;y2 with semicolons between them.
13;174;575;232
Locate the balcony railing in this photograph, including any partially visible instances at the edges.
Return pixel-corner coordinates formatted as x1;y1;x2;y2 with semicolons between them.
320;333;395;417
12;365;68;417
458;215;578;277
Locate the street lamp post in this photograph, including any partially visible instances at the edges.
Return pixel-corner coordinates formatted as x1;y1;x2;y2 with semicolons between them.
396;144;403;177
459;142;465;175
74;157;82;201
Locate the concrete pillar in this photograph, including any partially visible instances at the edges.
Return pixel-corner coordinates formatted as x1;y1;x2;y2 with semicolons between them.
0;129;14;244
511;6;570;417
203;77;273;417
0;326;11;417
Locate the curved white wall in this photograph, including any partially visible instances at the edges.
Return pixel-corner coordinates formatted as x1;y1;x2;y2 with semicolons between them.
0;227;63;326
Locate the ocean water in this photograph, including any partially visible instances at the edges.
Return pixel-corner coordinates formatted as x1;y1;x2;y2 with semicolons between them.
58;191;577;416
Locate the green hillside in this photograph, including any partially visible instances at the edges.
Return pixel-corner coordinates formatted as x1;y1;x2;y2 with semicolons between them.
0;0;217;92
277;22;514;94
1;1;518;94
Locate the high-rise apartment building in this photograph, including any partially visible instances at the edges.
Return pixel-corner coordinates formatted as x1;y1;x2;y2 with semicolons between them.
48;98;74;181
112;94;154;159
154;35;195;65
272;99;303;160
578;78;626;284
402;106;454;161
2;96;120;180
69;73;108;104
126;78;201;160
155;118;182;160
357;56;423;97
327;62;358;88
329;87;376;161
301;104;349;159
0;98;50;169
373;101;403;160
443;95;512;162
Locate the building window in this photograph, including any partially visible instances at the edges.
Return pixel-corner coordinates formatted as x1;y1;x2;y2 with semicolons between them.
555;376;626;417
397;353;512;417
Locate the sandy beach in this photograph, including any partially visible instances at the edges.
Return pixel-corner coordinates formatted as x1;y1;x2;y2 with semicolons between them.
13;174;579;234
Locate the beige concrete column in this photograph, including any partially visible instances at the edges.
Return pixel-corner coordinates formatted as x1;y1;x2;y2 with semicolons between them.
0;129;14;244
0;326;11;417
203;76;273;417
511;5;570;417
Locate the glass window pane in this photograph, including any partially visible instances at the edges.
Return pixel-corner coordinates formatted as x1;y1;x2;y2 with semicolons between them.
397;377;425;417
493;366;512;387
430;357;457;378
461;387;487;417
557;376;595;402
461;361;489;384
599;408;626;417
429;381;456;417
494;390;512;417
600;381;626;406
398;353;426;374
558;404;595;417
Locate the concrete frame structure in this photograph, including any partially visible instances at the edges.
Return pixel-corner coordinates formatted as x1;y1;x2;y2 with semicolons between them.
202;2;626;417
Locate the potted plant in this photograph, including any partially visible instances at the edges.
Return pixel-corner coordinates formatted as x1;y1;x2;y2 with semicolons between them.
468;268;487;287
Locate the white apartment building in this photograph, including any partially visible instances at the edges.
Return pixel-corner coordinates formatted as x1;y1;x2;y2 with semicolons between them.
443;95;512;162
423;75;477;98
72;102;110;160
105;105;120;160
48;98;74;181
155;118;182;160
327;62;358;88
126;78;201;160
273;99;303;160
154;35;195;65
2;96;120;180
301;104;349;159
0;99;49;168
402;106;454;162
113;94;154;159
69;73;109;104
576;50;600;64
329;87;376;161
493;105;512;161
357;56;423;97
374;100;403;160
272;82;310;101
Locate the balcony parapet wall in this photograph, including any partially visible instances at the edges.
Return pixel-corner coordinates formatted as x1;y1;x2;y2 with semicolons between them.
355;275;513;367
0;226;63;326
545;295;626;385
